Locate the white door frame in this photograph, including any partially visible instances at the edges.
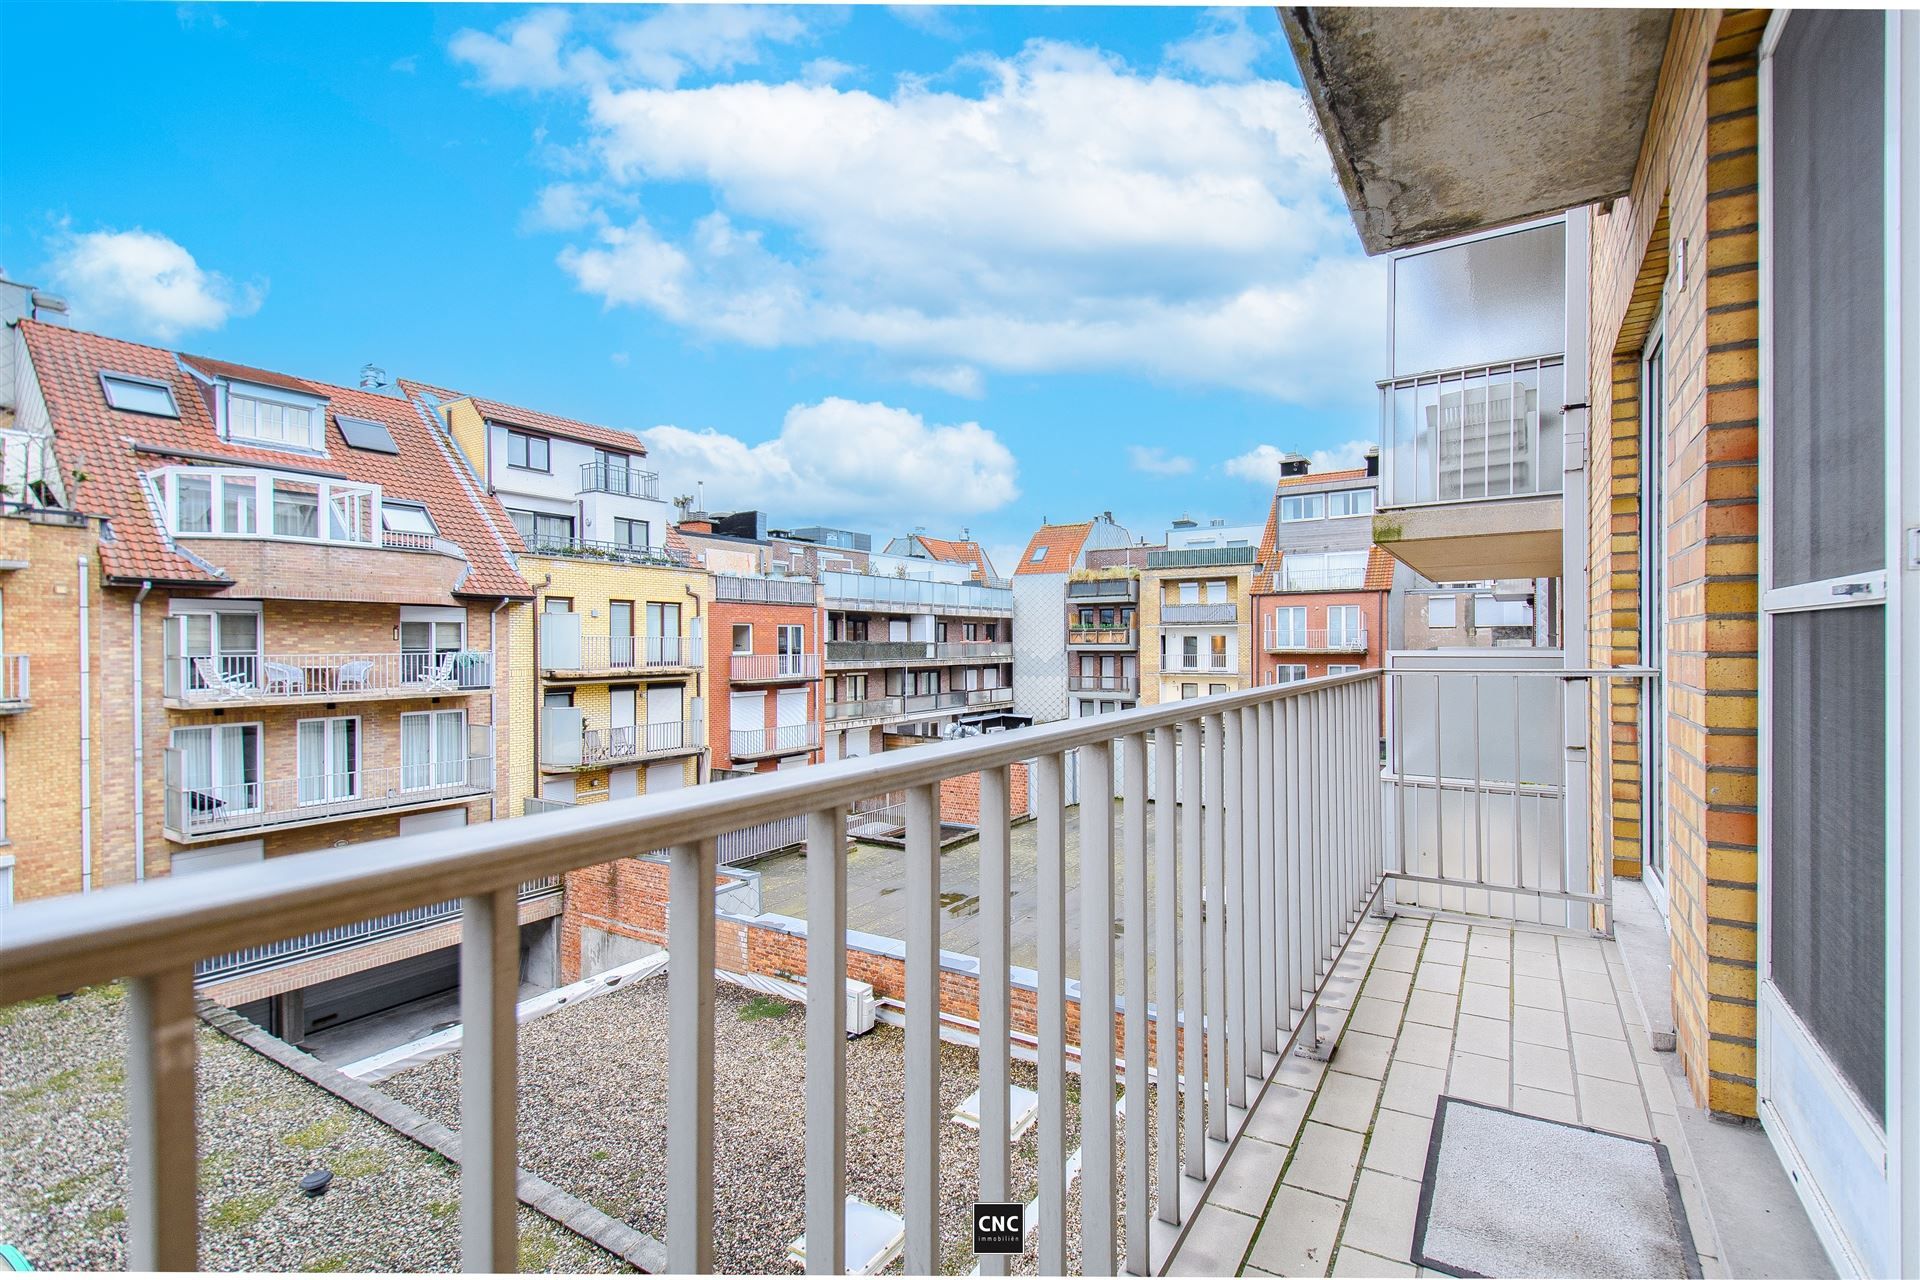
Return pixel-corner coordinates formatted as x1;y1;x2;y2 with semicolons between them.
1755;13;1916;1277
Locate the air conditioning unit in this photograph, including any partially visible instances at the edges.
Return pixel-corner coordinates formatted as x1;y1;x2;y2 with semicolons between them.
845;979;877;1037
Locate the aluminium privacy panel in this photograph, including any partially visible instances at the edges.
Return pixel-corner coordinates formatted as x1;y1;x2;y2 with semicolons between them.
1391;221;1567;377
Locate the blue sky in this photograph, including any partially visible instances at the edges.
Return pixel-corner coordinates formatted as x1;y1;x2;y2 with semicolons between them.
1;3;1385;573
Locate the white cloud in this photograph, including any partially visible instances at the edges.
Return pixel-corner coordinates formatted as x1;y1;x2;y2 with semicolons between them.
449;9;584;91
390;54;419;74
1163;9;1271;82
49;227;263;341
889;6;966;40
460;22;1382;402
450;7;807;93
639;396;1018;521
1223;438;1373;485
802;57;859;86
610;351;630;367
1128;445;1194;477
905;364;984;398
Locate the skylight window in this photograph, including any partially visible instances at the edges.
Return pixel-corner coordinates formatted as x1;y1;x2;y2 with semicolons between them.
381;502;437;537
336;414;399;454
1030;546;1048;563
100;372;179;418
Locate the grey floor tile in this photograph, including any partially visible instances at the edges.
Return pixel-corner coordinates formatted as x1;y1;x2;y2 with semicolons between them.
1372;944;1421;974
1512;1040;1574;1094
1379;1060;1446;1118
1165;1202;1260;1277
1402;990;1458;1028
1210;1134;1291;1216
1421;938;1467;966
1562;967;1616;1004
1282;1121;1365;1199
1390;1020;1453;1069
1246;1184;1345;1277
1462;955;1511;988
1566;997;1625;1041
1512;975;1565;1012
1311;1069;1384;1133
1346;996;1405;1038
1363;969;1413;1003
1452;1013;1510;1060
1511;1003;1568;1049
1571;1031;1637;1083
1332;1029;1394;1081
1360;1107;1433;1181
1447;1050;1510;1107
1245;1082;1314;1148
1458;981;1509;1021
1576;1073;1652;1139
1412;962;1463;995
1340;1170;1422;1262
1466;931;1510;959
1331;1246;1416;1277
1512;948;1560;979
1512;1084;1579;1123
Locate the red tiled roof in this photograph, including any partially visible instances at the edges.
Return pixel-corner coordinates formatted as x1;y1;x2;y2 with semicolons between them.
1276;465;1368;488
913;535;995;582
22;322;531;596
1014;522;1092;576
397;378;648;457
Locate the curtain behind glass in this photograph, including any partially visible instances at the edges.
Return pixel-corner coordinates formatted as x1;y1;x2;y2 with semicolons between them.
435;712;464;787
402;714;431;790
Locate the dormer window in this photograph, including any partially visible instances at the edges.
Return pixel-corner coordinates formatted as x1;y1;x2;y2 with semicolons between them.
154;465;378;545
100;372;179;418
229;388;323;451
381;501;437;537
506;430;550;472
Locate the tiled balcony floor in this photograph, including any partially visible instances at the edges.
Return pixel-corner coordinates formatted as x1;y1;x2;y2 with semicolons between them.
1166;912;1725;1278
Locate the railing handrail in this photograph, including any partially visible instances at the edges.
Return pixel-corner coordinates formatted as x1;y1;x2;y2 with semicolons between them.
577;459;661;499
3;670;1380;1000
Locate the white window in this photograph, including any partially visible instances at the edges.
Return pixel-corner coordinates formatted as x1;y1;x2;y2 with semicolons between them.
1205;579;1228;604
179;608;261;691
1283;550;1368;591
1327;605;1365;646
297;717;360;805
1472;594;1535;627
1270;606;1307;647
1209;683;1228;696
510;509;574;548
732;624;753;655
172;723;262;817
1273;664;1308;684
1328;489;1376;518
401;710;468;791
272;482;320;539
614;517;649;550
1280;493;1324;522
1426;596;1459;628
1180;682;1199;699
777;624;804;673
0;856;12;909
381;502;436;536
1181;635;1199;669
100;372;179;417
400;610;465;682
1210;634;1228;669
220;475;257;534
506;430;550;471
1329;664;1362;676
230;392;321;450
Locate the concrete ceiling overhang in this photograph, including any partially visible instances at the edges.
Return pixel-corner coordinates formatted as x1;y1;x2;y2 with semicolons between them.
1280;7;1674;254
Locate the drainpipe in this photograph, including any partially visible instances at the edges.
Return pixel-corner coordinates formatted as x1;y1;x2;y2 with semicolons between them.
684;583;704;783
489;596;509;822
531;574;552;804
77;557;92;892
132;581;151;881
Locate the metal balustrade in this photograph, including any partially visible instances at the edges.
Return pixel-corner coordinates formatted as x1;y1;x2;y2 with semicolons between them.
821;570;1013;615
2;673;1385;1274
562;633;693;672
520;535;690;568
1067;625;1136;646
162;633;492;706
730;722;822;759
1380;357;1565;507
714;575;817;605
161;750;494;840
541;715;706;769
0;653;28;710
577;460;661;500
1068;672;1138;695
729;652;820;681
824;639;1011;666
1066;578;1138;599
1262;625;1370;654
1161;602;1239;624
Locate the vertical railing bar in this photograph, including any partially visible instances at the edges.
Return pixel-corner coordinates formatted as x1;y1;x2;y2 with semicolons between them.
1177;720;1205;1179
1392;672;1405;911
904;784;942;1275
805;807;848;1276
1472;674;1485;915
1288;695;1308;1013
667;841;717;1274
1122;734;1150;1273
1433;674;1448;912
978;768;1012;1276
1256;700;1278;1053
1201;715;1229;1142
126;967;199;1272
460;887;518;1273
1221;710;1247;1109
1152;725;1182;1222
1238;705;1260;1083
1034;752;1068;1276
1275;694;1295;1027
1080;739;1118;1276
1320;693;1335;967
1513;673;1524;907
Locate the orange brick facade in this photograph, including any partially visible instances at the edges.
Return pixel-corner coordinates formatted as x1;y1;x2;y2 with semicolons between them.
1249;590;1389;688
1587;9;1766;1117
705;596;822;773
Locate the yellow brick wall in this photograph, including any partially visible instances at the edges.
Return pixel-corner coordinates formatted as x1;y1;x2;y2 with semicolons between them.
512;554;713;814
1588;8;1766;1117
1137;565;1255;705
440;398;490;478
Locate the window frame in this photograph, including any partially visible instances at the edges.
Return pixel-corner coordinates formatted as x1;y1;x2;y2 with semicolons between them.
99;371;180;418
295;715;362;805
227;389;324;452
1280;492;1325;523
506;430;551;473
1328;488;1377;519
1426;595;1460;628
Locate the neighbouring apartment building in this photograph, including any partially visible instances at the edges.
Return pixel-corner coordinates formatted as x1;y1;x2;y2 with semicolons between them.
882;532;1000;584
1249;451;1402;686
3;319;559;1041
1008;514;1134;723
1287;7;1918;1271
400;382;709;815
1400;579;1553;650
707;573;824;775
1138;518;1258;704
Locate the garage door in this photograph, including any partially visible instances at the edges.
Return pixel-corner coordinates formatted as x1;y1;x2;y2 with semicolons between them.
398;808;469;836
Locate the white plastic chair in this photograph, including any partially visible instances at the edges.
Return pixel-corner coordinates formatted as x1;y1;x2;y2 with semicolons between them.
191;657;251;700
263;661;306;695
336;659;374;691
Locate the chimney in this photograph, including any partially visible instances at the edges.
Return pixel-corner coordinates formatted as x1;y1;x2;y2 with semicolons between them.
680;519;713;534
1279;452;1309;478
1209;517;1226;527
1365;445;1381;477
1102;510;1113;523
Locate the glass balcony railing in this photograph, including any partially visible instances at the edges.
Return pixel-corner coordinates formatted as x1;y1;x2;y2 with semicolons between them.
1380;357;1565;507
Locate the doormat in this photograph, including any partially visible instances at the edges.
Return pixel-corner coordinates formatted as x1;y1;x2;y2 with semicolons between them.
1410;1095;1701;1279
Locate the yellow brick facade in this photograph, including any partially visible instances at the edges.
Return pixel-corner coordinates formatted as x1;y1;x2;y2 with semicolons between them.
1588;9;1766;1117
510;554;712;814
1136;562;1256;706
439;397;490;475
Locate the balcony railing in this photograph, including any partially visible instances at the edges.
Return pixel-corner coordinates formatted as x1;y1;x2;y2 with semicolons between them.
1145;545;1257;569
824;639;1011;666
194;879;561;985
1067;625;1135;646
162;634;492;706
1380;356;1565;507
540;613;696;674
0;654;27;711
577;461;661;500
1263;625;1369;654
824;686;1012;723
0;672;1389;1274
1161;602;1238;624
729;653;820;682
520;535;690;568
1068;672;1138;695
714;575;816;605
1066;577;1137;599
730;722;822;759
1273;568;1369;592
162;736;494;841
821;570;1013;615
541;709;705;769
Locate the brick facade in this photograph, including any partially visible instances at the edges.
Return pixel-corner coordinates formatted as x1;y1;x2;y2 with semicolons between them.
1587;9;1766;1117
706;595;822;773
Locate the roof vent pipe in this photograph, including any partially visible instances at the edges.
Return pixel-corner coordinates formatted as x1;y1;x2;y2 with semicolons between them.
1364;445;1381;477
358;363;387;390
